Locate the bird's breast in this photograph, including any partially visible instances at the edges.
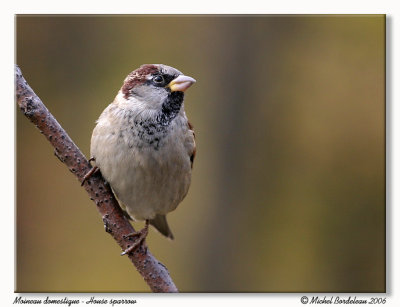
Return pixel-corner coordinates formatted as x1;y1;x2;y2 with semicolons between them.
90;112;192;220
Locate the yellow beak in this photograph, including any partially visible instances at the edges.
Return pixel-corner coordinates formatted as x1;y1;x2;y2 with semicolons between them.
167;75;196;92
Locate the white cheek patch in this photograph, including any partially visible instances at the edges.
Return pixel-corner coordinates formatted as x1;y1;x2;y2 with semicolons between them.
120;84;169;111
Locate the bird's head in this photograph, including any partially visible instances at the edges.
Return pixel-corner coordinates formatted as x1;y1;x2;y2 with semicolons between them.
120;64;196;110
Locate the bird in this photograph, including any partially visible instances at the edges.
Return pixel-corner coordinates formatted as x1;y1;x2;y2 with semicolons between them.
84;64;196;255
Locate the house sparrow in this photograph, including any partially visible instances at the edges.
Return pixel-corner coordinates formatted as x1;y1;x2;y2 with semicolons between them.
86;64;196;254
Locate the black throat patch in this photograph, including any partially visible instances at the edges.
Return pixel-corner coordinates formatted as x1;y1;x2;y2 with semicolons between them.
134;91;184;149
157;91;184;127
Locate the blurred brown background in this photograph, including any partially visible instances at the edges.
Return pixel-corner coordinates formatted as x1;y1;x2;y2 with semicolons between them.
16;15;385;292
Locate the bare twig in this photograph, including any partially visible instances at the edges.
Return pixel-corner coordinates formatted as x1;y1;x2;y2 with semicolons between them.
15;65;178;293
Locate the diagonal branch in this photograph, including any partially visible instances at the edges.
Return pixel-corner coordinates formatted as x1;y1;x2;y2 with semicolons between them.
15;65;178;293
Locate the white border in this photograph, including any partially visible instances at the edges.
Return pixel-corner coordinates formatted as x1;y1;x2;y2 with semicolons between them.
2;1;399;306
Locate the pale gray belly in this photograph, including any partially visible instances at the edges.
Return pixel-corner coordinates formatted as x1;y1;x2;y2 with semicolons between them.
111;147;191;220
92;130;192;220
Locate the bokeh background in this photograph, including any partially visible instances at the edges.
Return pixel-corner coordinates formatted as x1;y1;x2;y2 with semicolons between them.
16;15;385;292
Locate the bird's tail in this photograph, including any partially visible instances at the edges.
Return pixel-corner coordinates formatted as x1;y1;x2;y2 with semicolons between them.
149;214;174;240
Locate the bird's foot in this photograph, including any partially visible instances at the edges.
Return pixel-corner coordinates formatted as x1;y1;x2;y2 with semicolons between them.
81;157;99;186
121;221;149;256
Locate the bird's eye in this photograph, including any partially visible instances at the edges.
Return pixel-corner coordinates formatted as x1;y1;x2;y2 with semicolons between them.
153;75;164;84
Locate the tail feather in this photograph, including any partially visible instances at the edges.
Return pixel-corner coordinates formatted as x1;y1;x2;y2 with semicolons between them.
149;214;174;240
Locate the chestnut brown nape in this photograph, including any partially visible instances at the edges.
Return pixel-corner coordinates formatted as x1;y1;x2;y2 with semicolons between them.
121;64;159;98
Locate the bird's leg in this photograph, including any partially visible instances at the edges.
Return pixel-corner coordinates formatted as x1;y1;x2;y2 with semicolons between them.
81;157;99;186
121;220;149;256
